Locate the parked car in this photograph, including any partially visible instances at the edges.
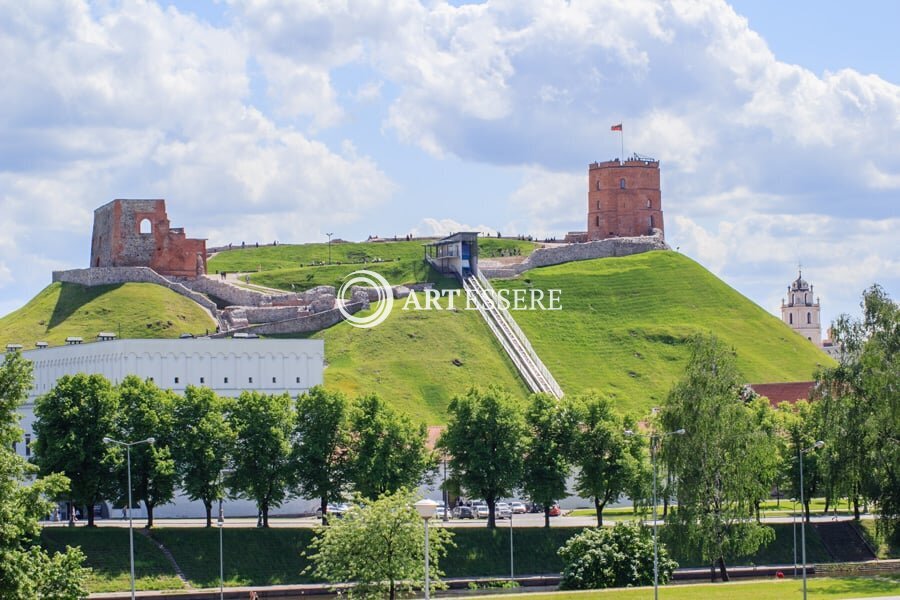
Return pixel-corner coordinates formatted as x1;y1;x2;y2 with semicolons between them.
452;505;476;519
315;503;350;519
495;502;512;520
510;501;527;514
435;502;447;519
474;503;490;518
548;503;562;517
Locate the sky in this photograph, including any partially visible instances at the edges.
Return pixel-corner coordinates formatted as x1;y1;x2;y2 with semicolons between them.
1;0;897;332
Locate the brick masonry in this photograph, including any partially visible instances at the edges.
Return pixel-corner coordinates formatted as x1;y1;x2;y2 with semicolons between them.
587;158;664;241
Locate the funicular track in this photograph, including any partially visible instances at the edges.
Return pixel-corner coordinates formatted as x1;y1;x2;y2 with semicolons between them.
463;273;563;399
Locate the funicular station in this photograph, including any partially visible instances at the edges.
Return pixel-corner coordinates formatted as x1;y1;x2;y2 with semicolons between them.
423;232;480;280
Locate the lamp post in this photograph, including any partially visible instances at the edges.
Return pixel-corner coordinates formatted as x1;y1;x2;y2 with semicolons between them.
442;458;450;523
799;440;824;600
326;232;334;265
414;499;438;600
218;468;233;600
509;508;514;581
791;497;798;578
625;427;685;600
103;436;155;600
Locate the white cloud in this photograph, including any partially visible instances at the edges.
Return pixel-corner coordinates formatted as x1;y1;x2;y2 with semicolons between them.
413;218;498;238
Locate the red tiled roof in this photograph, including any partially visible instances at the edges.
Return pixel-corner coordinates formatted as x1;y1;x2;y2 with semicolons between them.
749;382;816;407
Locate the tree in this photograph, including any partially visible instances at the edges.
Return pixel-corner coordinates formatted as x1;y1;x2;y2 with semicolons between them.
294;386;351;525
558;522;677;590
227;391;296;527
112;375;177;528
0;351;89;597
347;393;431;500
305;488;453;599
775;400;825;522
817;285;899;539
522;393;578;527
171;386;236;527
660;335;775;582
572;392;644;527
438;386;526;529
32;373;119;527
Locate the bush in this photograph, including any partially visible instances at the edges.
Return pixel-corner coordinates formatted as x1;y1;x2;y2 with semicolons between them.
558;522;677;590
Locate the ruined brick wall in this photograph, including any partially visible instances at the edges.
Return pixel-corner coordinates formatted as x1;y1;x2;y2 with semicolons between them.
90;199;207;278
587;159;664;241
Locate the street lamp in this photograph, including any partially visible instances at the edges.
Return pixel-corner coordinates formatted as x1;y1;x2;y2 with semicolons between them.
790;497;798;578
103;436;155;600
218;468;234;600
799;440;824;600
509;506;514;581
414;499;438;600
326;232;334;265
625;427;685;600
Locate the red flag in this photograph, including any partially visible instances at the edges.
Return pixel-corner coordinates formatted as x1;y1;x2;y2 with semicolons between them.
611;123;622;131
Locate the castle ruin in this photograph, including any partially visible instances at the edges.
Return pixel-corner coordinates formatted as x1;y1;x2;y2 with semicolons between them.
587;156;664;241
90;199;207;278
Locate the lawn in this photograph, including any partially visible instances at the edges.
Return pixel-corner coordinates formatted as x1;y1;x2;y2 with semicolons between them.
40;526;184;593
492;251;833;417
0;282;217;347
468;576;900;600
43;523;840;592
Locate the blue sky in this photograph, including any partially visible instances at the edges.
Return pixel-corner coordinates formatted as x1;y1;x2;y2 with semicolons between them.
1;0;897;334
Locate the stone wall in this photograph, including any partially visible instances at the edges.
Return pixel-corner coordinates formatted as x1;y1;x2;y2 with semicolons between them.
242;306;309;324
52;267;219;315
227;302;366;336
480;233;668;278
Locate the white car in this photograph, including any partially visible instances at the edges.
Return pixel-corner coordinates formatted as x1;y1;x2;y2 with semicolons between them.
474;503;490;518
495;502;512;519
510;501;527;514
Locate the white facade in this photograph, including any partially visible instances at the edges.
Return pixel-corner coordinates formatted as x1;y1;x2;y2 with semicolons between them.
6;337;325;518
781;271;822;346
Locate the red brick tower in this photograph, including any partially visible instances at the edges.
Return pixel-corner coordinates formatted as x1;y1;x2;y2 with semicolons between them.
587;157;664;241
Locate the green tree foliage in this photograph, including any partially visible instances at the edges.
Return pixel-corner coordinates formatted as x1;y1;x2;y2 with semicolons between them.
775;400;825;522
0;352;89;598
817;285;899;539
439;386;526;529
171;386;236;527
305;488;453;599
347;393;431;500
112;376;177;528
227;391;296;527
660;335;775;582
33;373;119;527
558;522;676;590
294;386;351;524
572;392;644;527
522;393;578;527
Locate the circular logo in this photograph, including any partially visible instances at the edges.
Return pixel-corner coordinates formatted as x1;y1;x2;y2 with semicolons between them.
337;270;394;329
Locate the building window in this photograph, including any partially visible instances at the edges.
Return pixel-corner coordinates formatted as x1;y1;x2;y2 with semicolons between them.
249;377;253;384
296;377;301;384
148;377;154;382
139;218;152;234
595;216;600;227
789;314;793;324
646;199;651;208
272;377;277;383
807;312;811;324
200;377;205;384
619;178;626;189
174;377;179;384
597;201;601;210
596;180;601;191
649;215;654;228
11;441;16;453
224;377;229;384
25;434;31;457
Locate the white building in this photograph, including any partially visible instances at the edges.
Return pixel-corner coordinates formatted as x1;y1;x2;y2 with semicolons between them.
5;337;324;518
781;270;822;346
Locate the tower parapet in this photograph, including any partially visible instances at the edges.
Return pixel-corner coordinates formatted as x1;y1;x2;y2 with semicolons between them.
587;156;663;241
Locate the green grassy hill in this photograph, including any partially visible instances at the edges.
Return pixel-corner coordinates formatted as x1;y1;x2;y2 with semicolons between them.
491;251;833;415
306;297;529;425
208;239;536;292
0;282;216;347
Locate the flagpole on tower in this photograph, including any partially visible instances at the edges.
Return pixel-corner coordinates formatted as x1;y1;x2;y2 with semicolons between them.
611;123;624;160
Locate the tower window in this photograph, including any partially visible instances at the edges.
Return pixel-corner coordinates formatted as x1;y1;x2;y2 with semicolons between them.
249;377;253;384
200;377;205;384
139;218;152;234
619;178;626;189
296;377;301;384
272;377;277;384
597;201;601;210
224;377;229;384
807;312;811;324
596;180;601;191
25;434;31;457
646;199;651;208
174;377;179;384
789;314;793;324
649;215;654;228
595;216;600;227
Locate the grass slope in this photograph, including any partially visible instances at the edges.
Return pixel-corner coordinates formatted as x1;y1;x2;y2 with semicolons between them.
492;251;833;416
207;239;536;283
43;523;842;592
0;282;216;347
308;296;530;425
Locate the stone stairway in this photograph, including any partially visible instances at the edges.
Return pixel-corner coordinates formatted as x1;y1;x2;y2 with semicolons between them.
814;521;876;562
